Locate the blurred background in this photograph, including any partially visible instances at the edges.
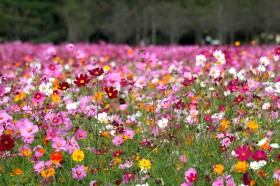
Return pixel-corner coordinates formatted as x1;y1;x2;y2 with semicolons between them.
1;0;280;45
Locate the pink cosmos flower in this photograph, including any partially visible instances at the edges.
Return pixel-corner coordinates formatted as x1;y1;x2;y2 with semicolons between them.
225;175;236;186
274;170;280;181
72;165;87;180
212;177;224;186
179;155;187;163
105;72;121;87
185;168;198;183
33;161;45;174
32;92;45;105
52;138;67;152
123;172;135;184
66;137;80;154
112;135;124;146
134;76;146;89
123;129;135;139
75;129;87;140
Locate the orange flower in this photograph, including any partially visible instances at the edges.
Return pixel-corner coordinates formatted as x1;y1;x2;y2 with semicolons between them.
10;168;23;176
50;151;63;164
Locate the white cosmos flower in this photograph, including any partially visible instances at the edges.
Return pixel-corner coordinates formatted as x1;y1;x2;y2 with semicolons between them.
200;81;206;87
270;143;280;148
195;54;206;66
260;56;270;66
209;67;221;79
275;82;280;93
262;102;270;110
213;50;225;60
258;160;267;167
158;118;168;128
250;161;261;170
66;101;80;110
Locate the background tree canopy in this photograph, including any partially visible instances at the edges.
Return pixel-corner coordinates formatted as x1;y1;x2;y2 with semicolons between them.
0;0;280;45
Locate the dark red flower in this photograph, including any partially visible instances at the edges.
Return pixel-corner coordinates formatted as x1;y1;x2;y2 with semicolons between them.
89;67;104;77
119;98;126;104
274;47;280;56
252;150;267;161
243;172;252;185
115;180;122;185
113;150;122;157
0;135;15;152
235;144;252;161
58;81;70;91
74;74;90;87
234;95;244;104
104;87;118;99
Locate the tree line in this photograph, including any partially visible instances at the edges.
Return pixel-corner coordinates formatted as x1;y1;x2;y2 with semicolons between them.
0;0;280;45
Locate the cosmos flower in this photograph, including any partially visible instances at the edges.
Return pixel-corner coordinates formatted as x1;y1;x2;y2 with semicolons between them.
74;74;90;87
104;86;118;99
71;165;87;180
89;67;104;77
112;135;124;146
184;168;198;183
58;81;70;91
0;135;15;152
235;145;251;161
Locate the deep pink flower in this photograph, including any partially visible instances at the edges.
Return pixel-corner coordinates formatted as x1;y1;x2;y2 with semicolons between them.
274;47;280;56
252;150;267;161
122;172;135;184
235;145;251;161
185;168;198;183
75;129;87;140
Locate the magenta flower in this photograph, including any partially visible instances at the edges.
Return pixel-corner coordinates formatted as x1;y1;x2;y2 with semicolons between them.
273;169;280;181
72;165;87;180
75;129;87;140
122;172;135;184
252;150;267;161
274;46;280;56
112;135;124;146
32;92;45;105
235;145;251;161
185;168;198;183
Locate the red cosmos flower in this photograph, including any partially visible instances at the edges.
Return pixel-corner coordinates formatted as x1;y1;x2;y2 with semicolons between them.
252;150;267;161
104;87;118;99
234;95;244;104
235;145;252;161
274;47;280;56
58;82;70;91
74;74;90;87
185;168;198;182
0;135;15;152
89;67;104;77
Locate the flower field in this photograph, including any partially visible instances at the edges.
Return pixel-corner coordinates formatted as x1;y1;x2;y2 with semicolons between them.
0;42;280;186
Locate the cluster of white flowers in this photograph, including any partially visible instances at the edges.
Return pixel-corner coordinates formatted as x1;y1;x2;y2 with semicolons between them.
213;50;226;66
250;160;267;170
